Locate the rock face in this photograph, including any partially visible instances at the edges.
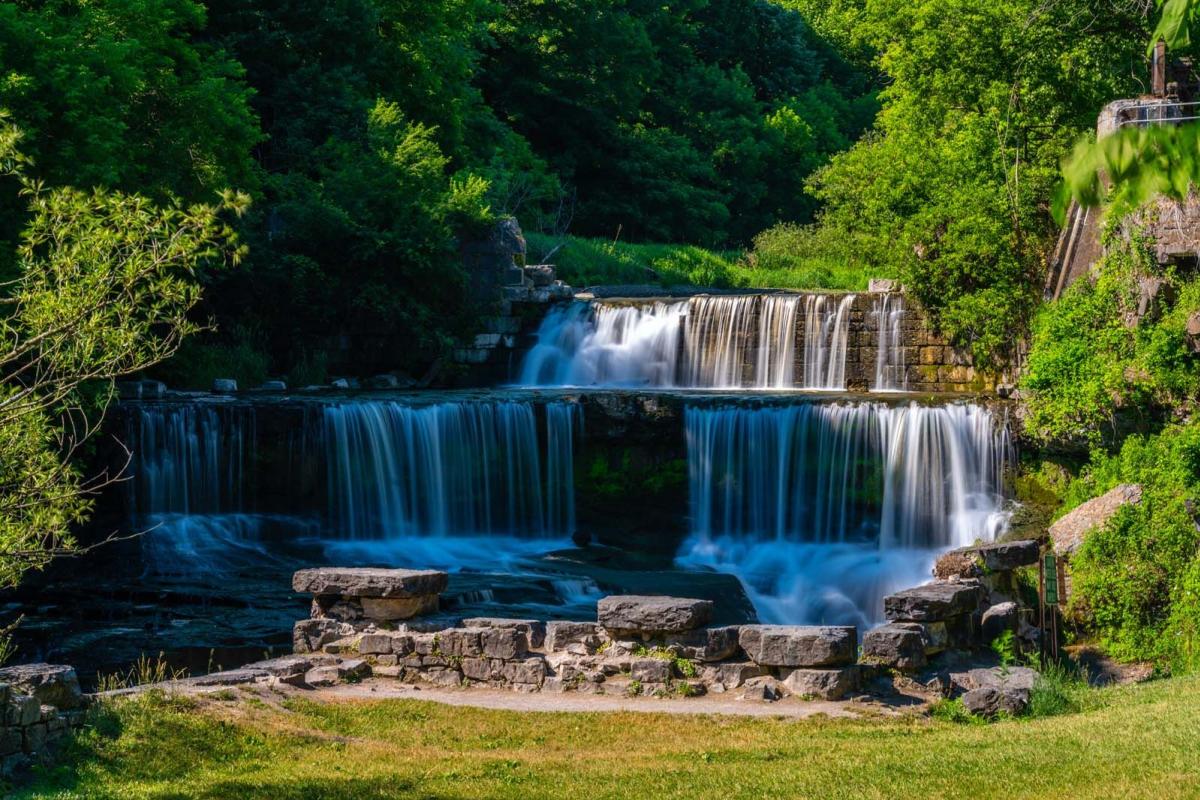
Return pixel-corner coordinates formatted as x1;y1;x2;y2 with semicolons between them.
933;540;1040;579
737;625;856;668
884;582;984;622
1051;484;1143;557
780;667;859;700
292;568;449;598
980;602;1019;643
0;665;82;710
596;595;714;635
861;624;926;671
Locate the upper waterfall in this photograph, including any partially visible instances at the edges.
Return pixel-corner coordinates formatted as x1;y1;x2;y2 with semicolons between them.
516;293;901;390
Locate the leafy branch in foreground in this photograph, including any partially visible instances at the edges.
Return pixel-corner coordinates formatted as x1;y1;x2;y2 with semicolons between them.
0;111;248;590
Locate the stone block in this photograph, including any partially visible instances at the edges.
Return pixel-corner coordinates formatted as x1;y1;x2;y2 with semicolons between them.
780;667;859;700
700;662;762;691
545;621;602;653
980;602;1019;643
461;618;546;649
22;723;46;754
358;633;396;655
525;265;557;287
597;595;713;635
360;595;439;621
292;568;449;599
738;625;856;668
461;658;500;682
665;626;741;662
0;727;20;756
861;624;926;671
6;695;39;727
0;664;83;710
480;628;528;660
933;540;1040;579
211;378;237;393
884;582;984;622
630;658;672;684
436;629;483;658
740;676;786;702
502;658;547;686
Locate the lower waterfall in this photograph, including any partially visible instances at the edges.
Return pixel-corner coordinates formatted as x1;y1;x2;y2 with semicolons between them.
679;401;1011;626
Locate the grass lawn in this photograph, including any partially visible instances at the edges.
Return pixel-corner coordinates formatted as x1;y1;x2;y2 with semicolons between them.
525;233;880;292
12;675;1200;799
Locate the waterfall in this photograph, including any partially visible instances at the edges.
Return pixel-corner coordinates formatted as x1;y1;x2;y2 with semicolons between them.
680;401;1011;626
801;295;854;390
324;400;577;539
873;293;908;391
518;294;851;389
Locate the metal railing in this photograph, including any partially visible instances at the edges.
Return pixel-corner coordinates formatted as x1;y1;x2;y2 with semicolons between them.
1115;99;1200;128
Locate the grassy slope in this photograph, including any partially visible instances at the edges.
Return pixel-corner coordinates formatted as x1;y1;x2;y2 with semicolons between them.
526;233;878;292
17;675;1200;799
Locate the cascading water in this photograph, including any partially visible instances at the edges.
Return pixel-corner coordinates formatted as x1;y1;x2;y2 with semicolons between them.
801;294;854;390
518;294;855;389
679;401;1011;627
873;293;908;391
126;404;305;574
324;400;577;539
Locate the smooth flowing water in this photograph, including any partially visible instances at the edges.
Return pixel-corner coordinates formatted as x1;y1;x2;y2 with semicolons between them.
873;293;908;391
518;295;861;389
680;401;1010;626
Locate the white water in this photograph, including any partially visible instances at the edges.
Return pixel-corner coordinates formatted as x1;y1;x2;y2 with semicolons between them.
681;401;1011;625
324;400;578;539
518;295;858;389
873;293;908;391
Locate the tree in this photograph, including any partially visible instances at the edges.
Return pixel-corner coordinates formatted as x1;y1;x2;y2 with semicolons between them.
0;114;247;591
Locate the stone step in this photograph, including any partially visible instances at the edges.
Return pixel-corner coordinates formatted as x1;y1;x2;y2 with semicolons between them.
884;581;984;622
737;625;857;668
292;568;448;598
597;595;714;635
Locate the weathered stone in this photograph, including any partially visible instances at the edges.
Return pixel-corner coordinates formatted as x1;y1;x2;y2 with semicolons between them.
293;618;356;654
1051;484;1143;557
321;635;363;655
780;667;859;700
293;567;449;598
738;625;856;668
597;595;713;635
700;662;762;691
372;665;404;679
192;668;269;686
312;596;364;621
6;695;39;727
664;626;741;662
894;621;948;654
959;666;1039;717
22;723;47;754
360;595;439;621
479;627;528;660
461;658;500;682
0;664;82;710
980;602;1019;643
861;624;926;671
436;629;483;658
630;658;672;684
933;540;1040;579
502;658;546;686
303;666;341;687
0;727;20;756
424;668;463;688
740;675;786;702
211;378;238;393
358;633;396;655
884;582;984;622
524;265;556;287
461;618;546;649
544;621;602;653
303;658;369;687
868;278;900;293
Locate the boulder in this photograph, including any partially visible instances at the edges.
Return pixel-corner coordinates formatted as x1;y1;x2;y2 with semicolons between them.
958;666;1038;717
861;624;926;671
933;540;1040;579
462;617;546;649
740;675;786;702
293;619;355;654
868;278;901;293
211;378;238;393
0;665;82;710
292;568;449;598
699;662;762;691
1051;484;1143;557
665;626;741;662
980;602;1019;643
597;595;713;635
544;621;603;654
738;625;856;668
884;582;984;622
630;658;672;684
780;667;859;701
524;265;557;287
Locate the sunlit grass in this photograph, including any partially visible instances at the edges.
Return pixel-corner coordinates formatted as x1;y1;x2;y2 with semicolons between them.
13;674;1200;799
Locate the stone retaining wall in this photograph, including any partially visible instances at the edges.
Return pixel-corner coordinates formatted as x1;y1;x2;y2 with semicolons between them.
0;663;87;776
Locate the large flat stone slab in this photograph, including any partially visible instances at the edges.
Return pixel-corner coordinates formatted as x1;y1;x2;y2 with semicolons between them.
738;625;856;668
0;664;82;710
292;567;448;598
597;595;713;634
884;582;984;622
861;624;926;671
1050;484;1142;557
934;539;1040;579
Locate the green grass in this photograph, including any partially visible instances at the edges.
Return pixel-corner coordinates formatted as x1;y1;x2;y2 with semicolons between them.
14;675;1200;799
525;233;879;292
